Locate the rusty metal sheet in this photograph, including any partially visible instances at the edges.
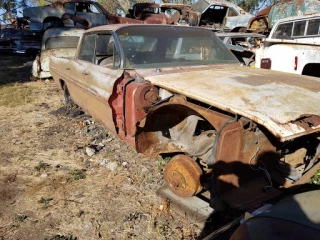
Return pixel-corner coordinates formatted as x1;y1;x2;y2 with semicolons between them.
269;0;320;29
136;67;320;142
41;49;77;71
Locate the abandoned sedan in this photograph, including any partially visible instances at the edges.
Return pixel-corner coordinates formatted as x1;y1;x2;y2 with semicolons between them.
50;25;320;209
190;0;254;31
32;27;84;79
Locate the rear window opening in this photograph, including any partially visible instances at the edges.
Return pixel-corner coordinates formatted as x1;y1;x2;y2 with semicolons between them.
45;36;80;50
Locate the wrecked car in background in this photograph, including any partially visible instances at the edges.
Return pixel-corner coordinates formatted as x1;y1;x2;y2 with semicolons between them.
255;13;320;77
50;24;320;209
0;27;40;55
23;0;174;32
126;3;174;24
248;0;320;34
31;27;84;80
189;0;254;31
216;32;265;66
23;0;109;31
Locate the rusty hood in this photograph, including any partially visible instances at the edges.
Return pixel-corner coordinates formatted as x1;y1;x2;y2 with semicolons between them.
136;66;320;141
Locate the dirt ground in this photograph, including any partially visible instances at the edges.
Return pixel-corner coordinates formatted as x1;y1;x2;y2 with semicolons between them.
0;56;203;240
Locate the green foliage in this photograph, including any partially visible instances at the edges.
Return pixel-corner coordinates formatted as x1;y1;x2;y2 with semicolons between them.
228;0;275;13
35;161;50;171
157;156;171;173
309;170;320;185
70;168;86;180
75;210;84;218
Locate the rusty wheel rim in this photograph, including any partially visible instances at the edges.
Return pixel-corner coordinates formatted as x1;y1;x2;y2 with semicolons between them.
164;154;203;198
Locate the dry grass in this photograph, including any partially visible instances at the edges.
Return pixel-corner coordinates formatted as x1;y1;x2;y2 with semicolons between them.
0;83;35;107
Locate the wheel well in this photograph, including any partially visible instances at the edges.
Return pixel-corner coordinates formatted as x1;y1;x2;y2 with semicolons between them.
59;79;65;90
135;103;216;157
302;63;320;77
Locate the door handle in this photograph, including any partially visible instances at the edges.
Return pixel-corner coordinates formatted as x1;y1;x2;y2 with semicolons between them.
88;88;97;96
82;71;89;76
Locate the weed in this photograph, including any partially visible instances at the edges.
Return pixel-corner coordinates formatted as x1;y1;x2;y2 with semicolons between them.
44;235;77;240
70;168;86;180
35;121;44;126
75;210;84;218
156;156;171;173
38;197;53;209
155;220;171;237
309;170;320;185
15;214;27;222
35;161;50;171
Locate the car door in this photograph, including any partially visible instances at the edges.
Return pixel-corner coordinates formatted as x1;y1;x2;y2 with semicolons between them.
65;34;95;113
75;33;123;134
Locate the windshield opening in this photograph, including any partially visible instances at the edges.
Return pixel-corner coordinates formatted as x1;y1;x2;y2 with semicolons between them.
116;26;238;69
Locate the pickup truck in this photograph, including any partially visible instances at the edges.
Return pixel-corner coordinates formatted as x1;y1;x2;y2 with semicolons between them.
255;13;320;77
50;24;320;209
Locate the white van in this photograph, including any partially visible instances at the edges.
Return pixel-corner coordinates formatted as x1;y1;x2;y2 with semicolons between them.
255;13;320;77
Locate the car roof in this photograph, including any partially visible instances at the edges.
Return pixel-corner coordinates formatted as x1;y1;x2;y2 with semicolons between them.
191;0;249;13
85;24;204;34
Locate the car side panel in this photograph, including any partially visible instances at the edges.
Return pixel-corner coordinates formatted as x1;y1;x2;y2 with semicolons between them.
79;63;124;135
255;43;320;74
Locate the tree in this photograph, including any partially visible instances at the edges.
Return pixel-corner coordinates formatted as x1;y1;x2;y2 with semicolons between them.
229;0;276;13
1;0;30;22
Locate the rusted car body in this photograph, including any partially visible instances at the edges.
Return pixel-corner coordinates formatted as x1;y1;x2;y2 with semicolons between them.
23;0;108;31
248;0;320;34
189;0;254;31
32;27;84;79
127;3;173;24
160;3;194;24
50;25;320;209
23;0;173;32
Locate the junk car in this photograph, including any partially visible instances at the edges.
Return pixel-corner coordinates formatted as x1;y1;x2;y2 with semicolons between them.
23;0;173;32
50;25;320;209
255;13;320;78
31;27;84;80
189;0;254;31
248;0;320;34
0;27;40;55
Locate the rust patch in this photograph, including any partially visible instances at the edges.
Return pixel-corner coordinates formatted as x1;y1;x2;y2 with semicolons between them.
164;154;202;197
293;115;320;130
